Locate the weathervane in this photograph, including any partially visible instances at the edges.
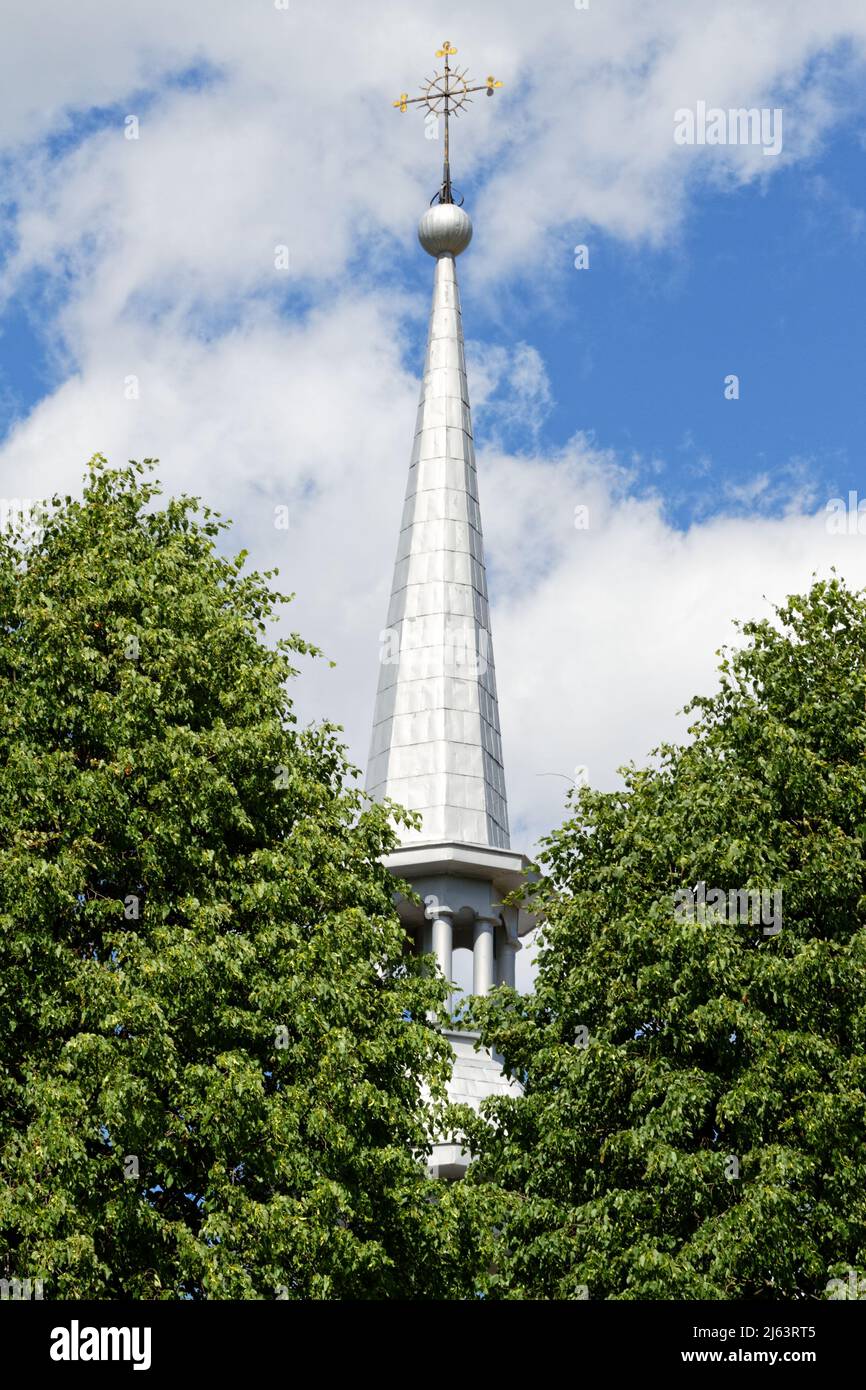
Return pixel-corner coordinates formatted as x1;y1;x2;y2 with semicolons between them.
393;40;503;206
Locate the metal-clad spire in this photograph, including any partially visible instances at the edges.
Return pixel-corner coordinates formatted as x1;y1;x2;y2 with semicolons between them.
366;198;509;848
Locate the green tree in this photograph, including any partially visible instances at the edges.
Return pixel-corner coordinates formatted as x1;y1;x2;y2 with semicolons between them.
468;577;866;1300
0;456;483;1299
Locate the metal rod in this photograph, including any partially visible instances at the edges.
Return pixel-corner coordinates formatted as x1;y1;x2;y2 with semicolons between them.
442;50;451;202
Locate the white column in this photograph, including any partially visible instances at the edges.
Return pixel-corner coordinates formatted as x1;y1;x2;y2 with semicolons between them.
431;911;453;986
424;896;453;986
498;938;520;989
418;918;432;958
473;915;497;995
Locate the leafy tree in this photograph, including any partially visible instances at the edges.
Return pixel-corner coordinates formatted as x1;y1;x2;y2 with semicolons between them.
0;456;484;1300
467;577;866;1300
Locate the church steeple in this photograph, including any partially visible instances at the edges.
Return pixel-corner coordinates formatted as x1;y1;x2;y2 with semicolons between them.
365;197;510;849
365;47;532;1176
369;42;509;850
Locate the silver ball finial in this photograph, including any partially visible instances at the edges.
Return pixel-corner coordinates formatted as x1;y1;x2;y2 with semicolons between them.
418;203;473;257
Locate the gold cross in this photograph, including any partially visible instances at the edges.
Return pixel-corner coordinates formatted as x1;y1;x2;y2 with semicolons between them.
392;40;503;204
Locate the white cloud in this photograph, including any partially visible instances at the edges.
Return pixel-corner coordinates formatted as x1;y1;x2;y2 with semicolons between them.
467;340;554;441
3;0;866;311
485;451;866;849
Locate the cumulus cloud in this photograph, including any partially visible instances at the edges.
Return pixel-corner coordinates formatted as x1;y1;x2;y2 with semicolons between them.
485;453;866;849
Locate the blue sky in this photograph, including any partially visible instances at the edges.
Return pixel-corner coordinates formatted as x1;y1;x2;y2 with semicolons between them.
383;124;866;533
2;0;866;873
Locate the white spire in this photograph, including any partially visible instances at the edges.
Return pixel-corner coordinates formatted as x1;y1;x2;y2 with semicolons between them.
366;202;509;848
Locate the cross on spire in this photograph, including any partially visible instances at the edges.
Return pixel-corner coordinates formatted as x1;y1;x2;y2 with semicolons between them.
393;40;503;205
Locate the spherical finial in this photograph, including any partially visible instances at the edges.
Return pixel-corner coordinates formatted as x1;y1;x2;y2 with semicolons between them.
418;203;473;257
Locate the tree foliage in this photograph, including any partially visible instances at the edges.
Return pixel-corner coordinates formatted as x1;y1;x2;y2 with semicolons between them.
0;457;483;1299
468;577;866;1300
